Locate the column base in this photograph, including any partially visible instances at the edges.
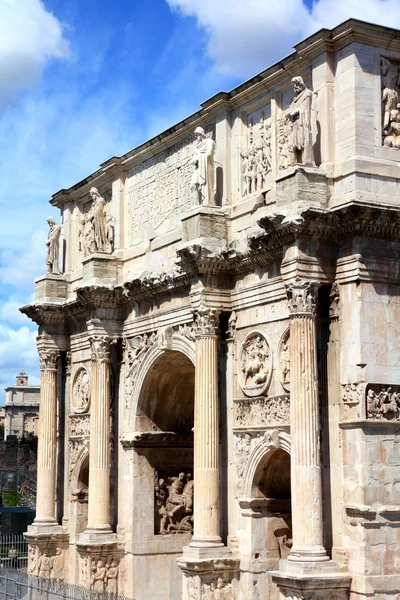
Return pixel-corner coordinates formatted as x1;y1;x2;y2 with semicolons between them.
78;526;115;545
288;545;330;563
26;521;64;536
189;535;224;549
276;558;347;575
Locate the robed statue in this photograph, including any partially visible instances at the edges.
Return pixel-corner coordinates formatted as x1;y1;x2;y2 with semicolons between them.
286;76;315;166
190;126;216;205
46;217;61;274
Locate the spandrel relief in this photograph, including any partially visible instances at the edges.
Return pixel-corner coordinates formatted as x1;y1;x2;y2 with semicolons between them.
127;125;214;244
366;384;400;420
241;107;271;197
239;331;272;397
154;470;193;535
381;57;400;148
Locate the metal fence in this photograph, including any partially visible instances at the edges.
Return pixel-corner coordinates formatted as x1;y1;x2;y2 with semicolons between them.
0;568;134;600
0;536;27;570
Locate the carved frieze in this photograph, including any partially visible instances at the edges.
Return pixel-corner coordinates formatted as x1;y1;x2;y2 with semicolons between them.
239;332;272;397
126;125;213;243
72;368;90;414
69;414;90;437
202;578;233;600
241;108;271;196
366;385;400;420
234;395;290;428
154;470;193;535
29;547;65;581
381;57;400;149
278;113;290;170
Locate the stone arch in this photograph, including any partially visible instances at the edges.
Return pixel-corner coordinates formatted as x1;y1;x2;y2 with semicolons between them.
242;431;291;498
70;445;89;492
127;332;195;429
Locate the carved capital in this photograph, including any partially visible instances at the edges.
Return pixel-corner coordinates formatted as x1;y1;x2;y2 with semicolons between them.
285;280;319;315
89;335;111;361
38;347;60;372
193;308;220;337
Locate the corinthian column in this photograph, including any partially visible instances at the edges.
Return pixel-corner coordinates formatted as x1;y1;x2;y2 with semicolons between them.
190;306;223;548
35;344;60;525
86;335;112;533
285;280;328;562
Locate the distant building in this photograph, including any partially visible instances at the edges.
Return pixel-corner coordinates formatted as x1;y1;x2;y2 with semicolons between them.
3;371;39;440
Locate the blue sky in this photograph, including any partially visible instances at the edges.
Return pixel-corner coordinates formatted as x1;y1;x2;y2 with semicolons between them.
0;0;399;395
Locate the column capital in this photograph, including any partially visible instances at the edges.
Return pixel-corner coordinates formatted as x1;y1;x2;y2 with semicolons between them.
89;335;111;361
37;346;60;372
193;306;220;337
285;279;319;315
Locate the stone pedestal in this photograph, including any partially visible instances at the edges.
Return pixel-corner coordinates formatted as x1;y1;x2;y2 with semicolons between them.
276;166;328;208
82;253;118;286
35;273;66;303
178;550;239;600
285;280;328;562
83;335;112;539
190;307;222;548
181;205;227;245
76;540;122;592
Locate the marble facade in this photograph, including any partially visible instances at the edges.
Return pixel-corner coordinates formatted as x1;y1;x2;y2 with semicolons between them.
22;19;400;600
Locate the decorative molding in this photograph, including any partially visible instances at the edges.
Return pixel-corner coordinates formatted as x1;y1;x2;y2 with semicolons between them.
239;332;272;397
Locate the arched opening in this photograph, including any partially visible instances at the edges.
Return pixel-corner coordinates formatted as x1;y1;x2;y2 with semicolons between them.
71;455;89;537
131;350;195;539
136;351;195;433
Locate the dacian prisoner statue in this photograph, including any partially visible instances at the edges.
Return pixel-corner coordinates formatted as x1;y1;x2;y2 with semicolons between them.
45;217;61;274
190;126;216;205
286;76;314;166
88;187;107;252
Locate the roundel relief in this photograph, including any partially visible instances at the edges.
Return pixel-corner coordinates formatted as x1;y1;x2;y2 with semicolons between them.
72;368;90;414
239;331;272;397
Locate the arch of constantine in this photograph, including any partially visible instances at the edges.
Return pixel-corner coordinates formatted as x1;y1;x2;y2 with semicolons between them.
22;19;400;600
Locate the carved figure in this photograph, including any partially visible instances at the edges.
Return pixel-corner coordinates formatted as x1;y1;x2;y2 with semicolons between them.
46;217;61;274
51;548;64;582
105;213;115;253
381;57;400;147
73;369;90;413
240;151;251;196
278;115;290;170
240;333;271;396
286;76;314;166
38;552;52;579
190;126;215;205
154;471;194;534
106;558;119;594
241;112;272;196
28;546;37;575
91;559;107;591
88;187;107;252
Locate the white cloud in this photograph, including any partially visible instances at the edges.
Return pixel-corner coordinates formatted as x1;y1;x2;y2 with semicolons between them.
0;228;47;290
166;0;400;77
0;0;70;105
0;294;34;325
0;324;39;393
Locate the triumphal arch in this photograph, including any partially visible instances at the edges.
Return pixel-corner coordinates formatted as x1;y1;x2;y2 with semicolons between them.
22;19;400;600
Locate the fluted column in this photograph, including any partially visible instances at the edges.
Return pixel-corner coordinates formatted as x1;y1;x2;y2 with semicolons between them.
35;344;60;524
86;335;112;532
190;307;223;548
285;280;328;562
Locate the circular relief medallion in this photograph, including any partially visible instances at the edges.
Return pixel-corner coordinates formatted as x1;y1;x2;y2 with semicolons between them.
72;368;90;414
239;331;272;397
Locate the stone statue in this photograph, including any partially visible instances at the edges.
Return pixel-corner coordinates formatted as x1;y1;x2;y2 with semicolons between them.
46;217;61;274
105;213;115;253
88;187;106;252
286;76;314;166
190;126;215;205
